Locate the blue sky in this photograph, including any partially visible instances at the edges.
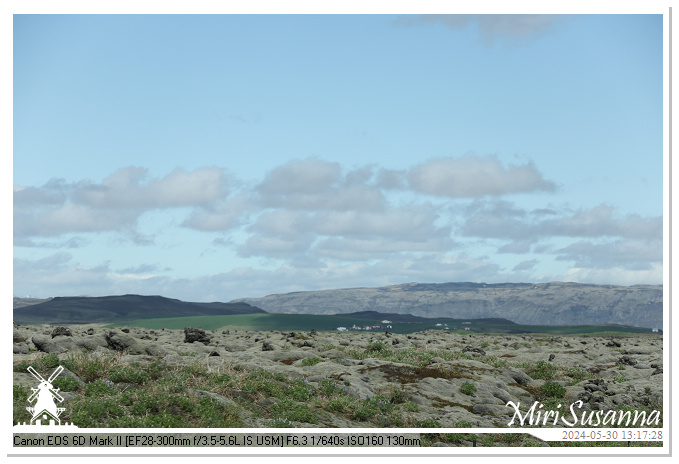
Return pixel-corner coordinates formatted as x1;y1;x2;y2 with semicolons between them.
12;12;666;301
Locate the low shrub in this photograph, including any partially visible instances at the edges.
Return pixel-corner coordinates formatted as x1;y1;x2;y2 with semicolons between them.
325;396;356;413
460;381;477;395
365;341;389;353
269;399;317;424
402;401;419;412
416;418;442;428
40;353;61;369
13;385;30;402
318;378;345;397
541;381;567;398
390;387;408;404
84;379;116;397
51;376;81;392
301;357;323;367
283;378;315;402
528;361;558;380
564;367;593;384
109;366;152;384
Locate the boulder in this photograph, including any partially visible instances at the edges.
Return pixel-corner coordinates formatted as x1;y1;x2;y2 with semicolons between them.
183;327;212;345
223;343;247;352
502;368;533;386
51;326;72;338
74;334;108;352
105;330;146;354
13;343;29;354
13;329;26;343
145;344;170;357
462;346;486;357
32;334;76;353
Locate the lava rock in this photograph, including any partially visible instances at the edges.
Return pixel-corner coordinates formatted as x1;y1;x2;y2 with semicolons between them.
51;326;72;338
183;327;212;345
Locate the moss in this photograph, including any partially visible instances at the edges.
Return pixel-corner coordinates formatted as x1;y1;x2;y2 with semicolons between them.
508;382;547;402
415;418;442;428
365;341;389;353
269;399;318;424
358;364;472;384
301;357;323;367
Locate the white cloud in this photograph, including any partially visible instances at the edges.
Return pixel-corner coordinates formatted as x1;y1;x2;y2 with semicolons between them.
14;166;234;241
13;253;114;297
255;158;385;211
257;158;342;195
312;237;456;261
407;156;555;198
14;157;557;244
16;202;142;237
13;236;89;249
376;168;408;189
512;259;539;272
461;201;662;242
541;204;662;239
555;239;662;269
461;200;533;240
13;156;663;297
236;202;455;261
75;166;229;209
181;193;252;232
399;14;572;45
235;209;316;259
246;210;312;237
312;205;450;240
13;179;69;206
563;263;663;287
238;233;317;259
116;263;164;275
458;201;663;278
499;241;533;254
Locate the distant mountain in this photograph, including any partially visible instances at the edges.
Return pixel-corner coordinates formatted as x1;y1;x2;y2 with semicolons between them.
13;294;266;324
232;281;663;329
341;310;516;325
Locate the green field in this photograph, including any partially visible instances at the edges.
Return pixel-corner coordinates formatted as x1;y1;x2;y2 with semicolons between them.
105;312;659;335
107;313;364;332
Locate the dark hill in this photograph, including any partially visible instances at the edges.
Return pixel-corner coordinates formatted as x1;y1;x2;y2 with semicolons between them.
13;294;266;325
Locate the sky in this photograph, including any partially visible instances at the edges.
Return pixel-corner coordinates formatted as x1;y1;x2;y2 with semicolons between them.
12;11;667;302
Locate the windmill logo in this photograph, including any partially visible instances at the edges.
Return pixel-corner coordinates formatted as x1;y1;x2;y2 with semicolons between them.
15;365;77;427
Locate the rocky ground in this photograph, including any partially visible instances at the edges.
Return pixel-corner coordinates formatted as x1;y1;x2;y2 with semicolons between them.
13;324;663;431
